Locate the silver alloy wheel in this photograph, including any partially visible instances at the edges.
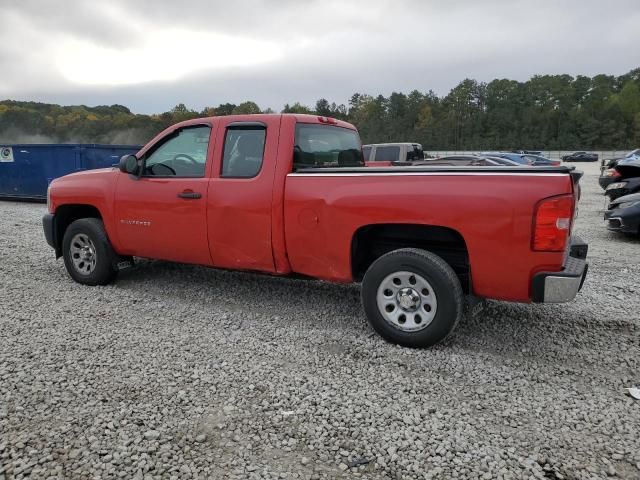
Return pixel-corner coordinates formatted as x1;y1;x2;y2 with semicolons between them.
376;271;438;332
69;233;98;275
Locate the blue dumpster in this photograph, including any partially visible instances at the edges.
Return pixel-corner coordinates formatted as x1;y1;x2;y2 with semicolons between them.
0;144;141;200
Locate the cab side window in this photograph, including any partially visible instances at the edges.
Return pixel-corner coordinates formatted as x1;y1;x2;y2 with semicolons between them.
221;126;266;178
143;126;210;177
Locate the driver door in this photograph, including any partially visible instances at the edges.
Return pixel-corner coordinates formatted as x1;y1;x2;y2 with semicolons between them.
114;124;214;265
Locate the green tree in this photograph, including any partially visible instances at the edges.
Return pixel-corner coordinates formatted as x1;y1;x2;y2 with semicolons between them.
214;103;237;116
614;81;640;119
282;102;312;114
232;101;261;114
315;98;332;116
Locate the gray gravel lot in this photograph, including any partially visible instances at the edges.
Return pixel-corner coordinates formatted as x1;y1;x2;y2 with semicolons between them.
1;162;639;480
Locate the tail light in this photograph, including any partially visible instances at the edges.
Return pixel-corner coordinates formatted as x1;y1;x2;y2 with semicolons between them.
532;194;574;252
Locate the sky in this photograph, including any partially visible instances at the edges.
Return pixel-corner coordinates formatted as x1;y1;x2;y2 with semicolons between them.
1;0;639;114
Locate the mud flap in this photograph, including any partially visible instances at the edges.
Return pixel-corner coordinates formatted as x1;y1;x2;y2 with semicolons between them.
466;296;486;317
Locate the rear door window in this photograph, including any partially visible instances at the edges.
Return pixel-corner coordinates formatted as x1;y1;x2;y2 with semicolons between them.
221;126;266;178
362;146;372;161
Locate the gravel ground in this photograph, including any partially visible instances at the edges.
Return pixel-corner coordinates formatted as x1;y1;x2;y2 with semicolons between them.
1;162;639;480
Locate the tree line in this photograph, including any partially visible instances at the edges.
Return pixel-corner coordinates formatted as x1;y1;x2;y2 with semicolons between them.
1;68;639;149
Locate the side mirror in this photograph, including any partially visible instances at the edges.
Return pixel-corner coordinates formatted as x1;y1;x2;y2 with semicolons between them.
119;154;140;175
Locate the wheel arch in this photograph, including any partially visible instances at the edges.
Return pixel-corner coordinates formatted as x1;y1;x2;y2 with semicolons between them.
350;223;471;293
52;204;104;258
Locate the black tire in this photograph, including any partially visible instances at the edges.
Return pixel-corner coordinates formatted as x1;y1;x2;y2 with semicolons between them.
361;248;464;348
62;218;118;286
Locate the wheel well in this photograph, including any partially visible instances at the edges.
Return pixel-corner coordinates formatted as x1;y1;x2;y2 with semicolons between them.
53;204;103;256
351;224;470;293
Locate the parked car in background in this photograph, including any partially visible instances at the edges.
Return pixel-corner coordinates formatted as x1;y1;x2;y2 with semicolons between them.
480;152;533;165
599;167;623;190
513;150;544;156
43;113;588;348
617;156;640;172
485;156;521;166
601;158;640;196
605;177;640;201
523;154;561;166
600;149;640;174
418;155;519;166
497;152;559;166
363;143;424;166
604;192;640;236
562;152;598;162
624;148;640;160
600;157;621;172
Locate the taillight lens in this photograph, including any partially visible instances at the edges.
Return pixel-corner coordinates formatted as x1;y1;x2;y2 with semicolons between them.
532;194;574;251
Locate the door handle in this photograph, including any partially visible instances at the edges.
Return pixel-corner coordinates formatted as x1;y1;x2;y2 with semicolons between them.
177;190;202;199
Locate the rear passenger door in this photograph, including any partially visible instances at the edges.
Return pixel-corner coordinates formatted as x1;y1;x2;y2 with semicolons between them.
206;117;280;272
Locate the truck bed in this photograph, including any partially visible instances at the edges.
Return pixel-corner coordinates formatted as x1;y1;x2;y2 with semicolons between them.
285;164;578;301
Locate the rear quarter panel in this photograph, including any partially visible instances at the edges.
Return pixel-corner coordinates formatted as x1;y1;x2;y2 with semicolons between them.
284;172;574;302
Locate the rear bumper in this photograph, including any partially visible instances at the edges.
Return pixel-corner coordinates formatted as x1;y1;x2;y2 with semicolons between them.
604;210;640;234
531;236;588;303
42;213;57;250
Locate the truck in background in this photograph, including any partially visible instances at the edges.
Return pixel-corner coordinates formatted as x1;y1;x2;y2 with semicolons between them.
363;143;424;166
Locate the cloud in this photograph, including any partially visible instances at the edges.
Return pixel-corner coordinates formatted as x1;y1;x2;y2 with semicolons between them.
0;0;638;113
56;28;282;86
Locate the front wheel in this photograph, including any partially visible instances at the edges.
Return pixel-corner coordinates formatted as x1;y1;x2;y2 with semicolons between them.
361;248;464;348
62;218;118;286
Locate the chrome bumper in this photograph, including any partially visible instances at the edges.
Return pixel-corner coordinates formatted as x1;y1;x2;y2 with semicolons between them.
531;237;588;303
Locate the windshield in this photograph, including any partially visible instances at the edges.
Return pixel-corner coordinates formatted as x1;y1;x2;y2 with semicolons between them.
293;124;363;170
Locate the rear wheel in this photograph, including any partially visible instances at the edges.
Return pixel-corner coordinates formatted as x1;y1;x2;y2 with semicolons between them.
62;218;118;286
361;248;463;348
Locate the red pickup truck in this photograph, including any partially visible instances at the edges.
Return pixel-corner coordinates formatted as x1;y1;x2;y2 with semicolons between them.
43;114;588;348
